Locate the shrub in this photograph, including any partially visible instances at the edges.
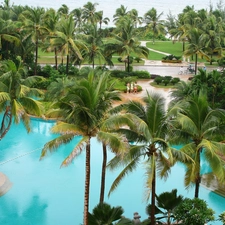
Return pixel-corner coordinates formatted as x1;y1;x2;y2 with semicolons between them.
174;198;215;225
162;54;181;60
126;65;133;72
162;78;170;86
154;76;163;84
42;64;54;78
134;57;142;63
171;77;180;85
110;70;150;79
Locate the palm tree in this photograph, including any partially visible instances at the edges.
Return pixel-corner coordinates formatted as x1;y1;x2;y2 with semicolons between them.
169;80;194;103
40;71;128;225
42;8;60;69
104;16;149;72
169;93;225;198
80;23;107;68
19;6;46;75
184;28;209;75
128;9;143;28
88;202;124;225
113;5;128;24
146;189;183;225
82;1;99;24
200;14;223;65
144;8;165;44
0;57;44;140
70;7;83;30
50;14;85;75
96;10;110;29
106;92;189;225
57;4;69;17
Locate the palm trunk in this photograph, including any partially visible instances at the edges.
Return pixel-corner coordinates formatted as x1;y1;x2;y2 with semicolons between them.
99;143;107;203
194;149;201;198
0;106;12;140
195;54;198;75
127;55;130;73
35;40;38;75
66;54;69;75
150;166;156;225
83;138;91;225
54;48;58;70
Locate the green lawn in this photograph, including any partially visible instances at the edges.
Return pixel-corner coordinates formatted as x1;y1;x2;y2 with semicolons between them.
146;41;183;57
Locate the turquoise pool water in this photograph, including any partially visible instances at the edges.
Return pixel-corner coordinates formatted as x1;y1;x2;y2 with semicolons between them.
0;118;224;225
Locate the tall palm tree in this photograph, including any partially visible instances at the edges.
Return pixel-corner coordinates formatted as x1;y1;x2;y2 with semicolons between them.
70;7;83;30
200;14;223;64
169;93;225;198
42;8;60;69
184;28;209;75
104;16;149;72
128;9;143;28
40;71;128;225
57;4;69;18
106;92;189;225
19;6;46;75
144;8;165;44
50;14;85;75
80;23;107;68
113;5;128;24
95;10;110;29
0;57;44;140
82;1;99;24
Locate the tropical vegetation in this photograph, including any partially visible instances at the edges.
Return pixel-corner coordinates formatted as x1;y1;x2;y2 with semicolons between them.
1;1;225;225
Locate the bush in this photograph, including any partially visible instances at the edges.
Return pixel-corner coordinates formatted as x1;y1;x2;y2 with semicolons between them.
110;70;150;79
162;78;170;86
162;54;182;60
171;77;180;85
174;198;215;225
154;76;163;84
134;57;142;63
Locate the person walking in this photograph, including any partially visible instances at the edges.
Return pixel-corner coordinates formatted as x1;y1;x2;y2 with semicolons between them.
127;82;130;93
134;82;137;93
130;82;134;93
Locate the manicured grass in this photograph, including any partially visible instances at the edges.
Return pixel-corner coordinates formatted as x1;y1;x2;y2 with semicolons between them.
148;51;167;60
146;41;183;57
150;81;177;89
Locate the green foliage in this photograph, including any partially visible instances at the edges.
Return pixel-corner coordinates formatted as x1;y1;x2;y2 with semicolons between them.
162;78;170;86
174;198;215;225
79;66;92;77
154;76;163;84
219;211;225;225
171;77;180;85
110;70;150;79
134;57;142;63
125;65;133;72
88;202;124;225
162;54;181;60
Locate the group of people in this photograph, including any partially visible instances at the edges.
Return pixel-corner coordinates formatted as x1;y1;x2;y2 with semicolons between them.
126;81;137;93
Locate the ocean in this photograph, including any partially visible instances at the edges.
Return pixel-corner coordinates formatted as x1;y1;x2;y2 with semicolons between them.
10;0;219;26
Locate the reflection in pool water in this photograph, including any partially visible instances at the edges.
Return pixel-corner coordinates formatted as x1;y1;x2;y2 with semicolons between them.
0;118;224;225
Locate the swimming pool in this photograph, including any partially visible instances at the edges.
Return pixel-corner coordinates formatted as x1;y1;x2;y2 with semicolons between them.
0;118;224;225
